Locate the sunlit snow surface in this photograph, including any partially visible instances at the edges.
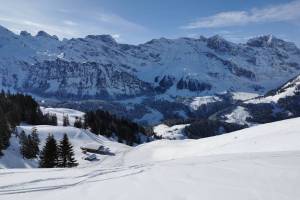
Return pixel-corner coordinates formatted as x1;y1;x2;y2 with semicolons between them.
153;124;189;139
225;106;252;125
1;116;300;199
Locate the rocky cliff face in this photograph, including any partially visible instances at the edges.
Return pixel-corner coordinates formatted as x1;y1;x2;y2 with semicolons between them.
0;25;300;124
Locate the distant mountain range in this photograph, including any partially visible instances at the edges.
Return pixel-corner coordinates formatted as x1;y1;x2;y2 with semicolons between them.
0;25;300;124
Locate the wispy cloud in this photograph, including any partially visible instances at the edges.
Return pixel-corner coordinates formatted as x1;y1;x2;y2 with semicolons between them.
63;20;77;26
95;13;146;32
182;0;300;29
0;0;151;43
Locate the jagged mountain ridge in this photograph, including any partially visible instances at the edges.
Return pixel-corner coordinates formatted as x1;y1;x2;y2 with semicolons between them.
1;25;300;123
1;25;300;98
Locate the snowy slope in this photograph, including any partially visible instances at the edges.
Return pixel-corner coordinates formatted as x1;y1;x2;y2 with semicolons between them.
1;117;300;199
153;123;189;139
224;106;252;125
123;117;300;164
186;96;222;111
40;107;85;126
246;74;300;104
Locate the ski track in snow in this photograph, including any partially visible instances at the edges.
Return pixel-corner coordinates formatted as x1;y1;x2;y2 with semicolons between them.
1;116;300;199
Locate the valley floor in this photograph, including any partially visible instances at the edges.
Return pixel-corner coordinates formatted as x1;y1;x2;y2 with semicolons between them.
1;117;300;200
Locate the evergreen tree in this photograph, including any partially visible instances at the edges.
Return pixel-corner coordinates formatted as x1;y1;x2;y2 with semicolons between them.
30;127;40;157
58;134;78;168
73;117;83;128
39;134;58;168
19;130;28;158
63;114;70;126
19;129;40;159
0;107;10;154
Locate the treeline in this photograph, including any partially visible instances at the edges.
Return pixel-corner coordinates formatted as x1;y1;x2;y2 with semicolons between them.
0;92;58;154
184;119;247;139
0;91;150;154
19;127;77;168
84;110;149;145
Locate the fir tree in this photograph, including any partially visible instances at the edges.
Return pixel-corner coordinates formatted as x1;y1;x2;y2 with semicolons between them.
0;107;10;154
31;127;40;157
19;130;28;158
58;134;78;168
19;129;40;159
73;117;83;128
39;134;58;168
63;114;70;126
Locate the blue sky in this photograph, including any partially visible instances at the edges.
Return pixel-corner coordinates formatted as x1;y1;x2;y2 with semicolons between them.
0;0;300;45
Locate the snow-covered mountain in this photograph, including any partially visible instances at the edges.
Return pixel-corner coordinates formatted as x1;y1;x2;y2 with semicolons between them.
1;116;300;200
1;25;300;123
214;74;300;126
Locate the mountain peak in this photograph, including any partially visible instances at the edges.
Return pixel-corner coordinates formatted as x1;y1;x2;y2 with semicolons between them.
247;35;276;47
247;35;299;52
207;35;234;52
85;34;116;45
36;31;58;40
20;31;32;37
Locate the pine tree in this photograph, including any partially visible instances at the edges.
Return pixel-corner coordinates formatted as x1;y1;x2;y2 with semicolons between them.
58;134;78;168
74;117;83;128
0;107;10;154
19;130;28;158
63;114;70;126
31;127;40;157
39;134;58;168
19;129;40;159
50;113;58;126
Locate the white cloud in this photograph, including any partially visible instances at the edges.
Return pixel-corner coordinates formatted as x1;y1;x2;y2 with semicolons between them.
63;20;77;26
0;0;151;43
112;34;120;39
95;13;146;32
183;0;300;29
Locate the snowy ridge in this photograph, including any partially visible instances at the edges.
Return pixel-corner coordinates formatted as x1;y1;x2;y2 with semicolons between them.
1;25;300;123
246;74;300;104
124;117;300;164
0;25;300;100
